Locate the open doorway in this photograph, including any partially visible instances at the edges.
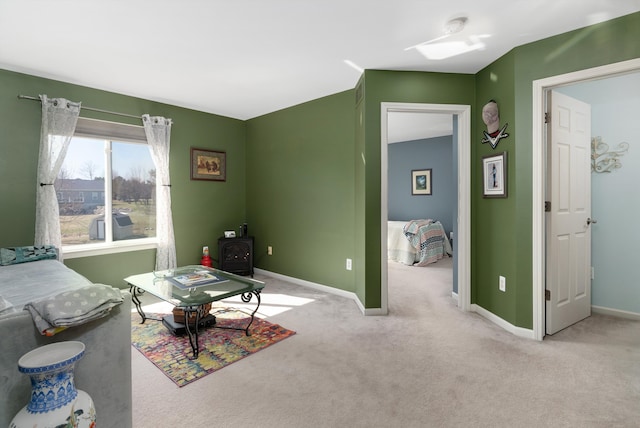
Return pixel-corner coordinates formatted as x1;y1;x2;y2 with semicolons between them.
380;103;471;314
532;58;640;340
386;113;455;303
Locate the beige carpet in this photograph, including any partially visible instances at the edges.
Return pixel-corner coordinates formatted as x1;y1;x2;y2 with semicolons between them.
131;258;640;427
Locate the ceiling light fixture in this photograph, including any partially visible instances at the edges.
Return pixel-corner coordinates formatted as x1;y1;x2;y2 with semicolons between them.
443;17;467;35
406;17;489;61
404;16;469;52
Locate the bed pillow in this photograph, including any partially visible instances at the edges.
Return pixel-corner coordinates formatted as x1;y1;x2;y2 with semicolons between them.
0;245;58;266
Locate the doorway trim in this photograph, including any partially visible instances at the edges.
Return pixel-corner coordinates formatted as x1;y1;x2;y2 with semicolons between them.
381;102;471;313
532;57;640;340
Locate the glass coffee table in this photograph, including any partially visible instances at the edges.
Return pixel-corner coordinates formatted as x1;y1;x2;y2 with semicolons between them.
124;265;265;359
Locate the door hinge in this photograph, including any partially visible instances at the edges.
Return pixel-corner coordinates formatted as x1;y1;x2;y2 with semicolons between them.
545;201;551;212
545;289;551;301
544;112;550;124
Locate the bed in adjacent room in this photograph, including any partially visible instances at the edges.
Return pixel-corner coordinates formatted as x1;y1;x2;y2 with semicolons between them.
388;219;452;266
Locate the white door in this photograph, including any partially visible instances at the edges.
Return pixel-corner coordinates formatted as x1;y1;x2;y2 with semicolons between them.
545;90;592;335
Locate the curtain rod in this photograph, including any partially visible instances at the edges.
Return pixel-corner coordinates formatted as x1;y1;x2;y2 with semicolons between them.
17;95;142;120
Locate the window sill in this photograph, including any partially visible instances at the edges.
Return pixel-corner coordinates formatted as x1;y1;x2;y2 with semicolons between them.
62;239;157;259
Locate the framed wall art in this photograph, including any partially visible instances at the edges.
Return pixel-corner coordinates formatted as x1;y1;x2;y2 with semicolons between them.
482;152;507;198
191;148;226;181
411;169;432;195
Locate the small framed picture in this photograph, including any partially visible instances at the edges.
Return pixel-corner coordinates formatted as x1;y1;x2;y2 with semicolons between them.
411;169;432;195
191;148;226;181
482;152;507;198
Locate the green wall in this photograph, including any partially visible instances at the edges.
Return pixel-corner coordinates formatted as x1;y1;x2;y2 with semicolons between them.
0;69;246;287
355;11;640;325
513;11;640;326
354;77;366;303
245;90;356;292
474;52;518;324
360;70;476;308
2;11;638;328
473;11;640;328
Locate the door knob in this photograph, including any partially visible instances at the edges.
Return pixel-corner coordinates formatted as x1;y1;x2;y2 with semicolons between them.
587;217;598;225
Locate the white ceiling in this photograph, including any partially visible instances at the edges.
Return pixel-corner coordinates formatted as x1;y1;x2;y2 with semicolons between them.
1;1;639;122
388;112;453;143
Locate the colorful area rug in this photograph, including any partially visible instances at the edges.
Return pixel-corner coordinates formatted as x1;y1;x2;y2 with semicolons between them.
131;310;295;387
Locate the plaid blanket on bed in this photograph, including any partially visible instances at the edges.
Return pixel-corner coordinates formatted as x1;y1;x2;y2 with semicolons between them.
403;219;447;266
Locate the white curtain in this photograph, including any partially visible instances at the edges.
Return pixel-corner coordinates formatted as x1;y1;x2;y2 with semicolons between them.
34;95;81;253
142;114;177;270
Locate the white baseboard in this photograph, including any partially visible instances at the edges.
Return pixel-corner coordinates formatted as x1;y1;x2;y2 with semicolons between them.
255;268;547;332
471;304;536;340
471;304;639;340
592;305;640;321
254;268;382;315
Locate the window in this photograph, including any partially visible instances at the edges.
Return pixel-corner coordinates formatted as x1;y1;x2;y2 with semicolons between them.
58;118;157;257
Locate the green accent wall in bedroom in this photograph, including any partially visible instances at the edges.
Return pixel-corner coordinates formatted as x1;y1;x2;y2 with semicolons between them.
472;11;640;329
474;51;518;325
245;90;357;292
0;68;246;286
355;11;640;326
1;10;638;331
360;70;476;308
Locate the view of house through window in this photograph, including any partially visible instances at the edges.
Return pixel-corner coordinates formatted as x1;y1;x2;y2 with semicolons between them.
57;136;156;246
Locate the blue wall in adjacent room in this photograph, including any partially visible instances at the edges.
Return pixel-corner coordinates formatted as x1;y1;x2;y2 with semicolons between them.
388;136;454;236
557;72;640;316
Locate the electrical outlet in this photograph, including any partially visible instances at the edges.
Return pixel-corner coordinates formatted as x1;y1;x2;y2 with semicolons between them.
268;246;273;256
346;258;352;270
499;276;506;292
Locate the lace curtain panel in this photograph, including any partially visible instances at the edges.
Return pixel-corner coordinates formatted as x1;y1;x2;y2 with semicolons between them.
34;95;81;253
142;114;177;271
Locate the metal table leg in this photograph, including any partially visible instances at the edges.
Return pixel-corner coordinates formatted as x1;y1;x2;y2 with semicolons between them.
240;290;262;335
214;290;262;336
129;285;161;324
129;285;147;323
183;305;204;359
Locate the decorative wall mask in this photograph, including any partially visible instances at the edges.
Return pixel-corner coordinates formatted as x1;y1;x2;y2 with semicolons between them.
591;136;629;173
481;99;509;149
